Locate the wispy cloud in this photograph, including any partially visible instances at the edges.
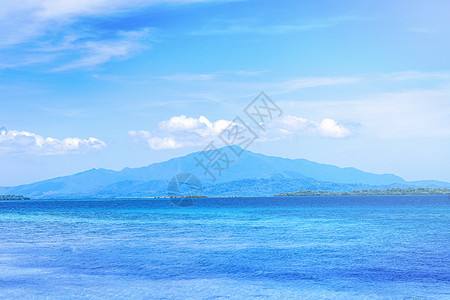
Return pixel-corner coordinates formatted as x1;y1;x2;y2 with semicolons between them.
382;71;450;81
151;75;361;100
157;70;267;81
0;0;223;71
53;29;152;71
191;23;332;35
0;28;153;71
272;77;360;94
191;15;368;36
158;73;219;81
406;27;434;34
0;127;106;155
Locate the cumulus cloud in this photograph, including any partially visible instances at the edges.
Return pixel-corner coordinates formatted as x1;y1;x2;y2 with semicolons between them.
130;114;352;150
264;115;352;140
317;118;352;138
0;127;106;155
129;115;231;150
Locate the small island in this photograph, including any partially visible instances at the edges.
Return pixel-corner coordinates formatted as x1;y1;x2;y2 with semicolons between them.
275;187;450;197
168;195;207;198
0;195;31;200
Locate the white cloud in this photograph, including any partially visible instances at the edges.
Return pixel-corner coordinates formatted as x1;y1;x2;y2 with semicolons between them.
0;127;106;155
232;70;267;76
0;0;217;22
157;70;267;81
278;88;450;140
265;115;352;140
382;71;450;81
53;29;151;71
158;73;218;81
0;0;220;70
191;15;366;36
129;115;231;149
143;75;361;105
130;114;352;149
274;77;360;94
191;23;332;36
318;118;352;138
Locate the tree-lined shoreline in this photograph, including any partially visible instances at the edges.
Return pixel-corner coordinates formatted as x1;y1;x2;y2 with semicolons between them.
0;195;30;200
275;187;450;197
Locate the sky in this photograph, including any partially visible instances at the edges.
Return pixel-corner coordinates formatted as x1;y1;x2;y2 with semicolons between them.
0;0;449;186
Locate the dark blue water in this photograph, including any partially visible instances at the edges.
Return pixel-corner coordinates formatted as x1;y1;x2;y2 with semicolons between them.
0;196;449;299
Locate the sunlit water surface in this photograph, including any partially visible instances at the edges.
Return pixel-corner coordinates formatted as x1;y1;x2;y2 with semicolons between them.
0;196;449;299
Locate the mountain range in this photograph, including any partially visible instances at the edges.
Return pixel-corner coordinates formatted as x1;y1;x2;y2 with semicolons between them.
1;145;449;198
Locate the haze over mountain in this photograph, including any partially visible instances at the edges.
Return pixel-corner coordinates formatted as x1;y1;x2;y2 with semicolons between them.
1;146;448;198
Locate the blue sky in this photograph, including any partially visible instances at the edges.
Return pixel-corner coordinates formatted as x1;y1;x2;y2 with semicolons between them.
1;0;449;186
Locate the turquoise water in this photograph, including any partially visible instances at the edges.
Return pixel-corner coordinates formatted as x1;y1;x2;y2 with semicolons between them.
0;196;449;299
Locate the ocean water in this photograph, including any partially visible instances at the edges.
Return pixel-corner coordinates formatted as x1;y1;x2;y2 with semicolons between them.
0;196;449;299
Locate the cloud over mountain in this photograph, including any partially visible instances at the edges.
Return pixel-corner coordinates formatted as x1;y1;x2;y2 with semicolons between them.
129;115;231;149
268;115;352;139
130;114;352;149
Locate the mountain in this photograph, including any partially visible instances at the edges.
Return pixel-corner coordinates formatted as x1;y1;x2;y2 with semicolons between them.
1;145;447;198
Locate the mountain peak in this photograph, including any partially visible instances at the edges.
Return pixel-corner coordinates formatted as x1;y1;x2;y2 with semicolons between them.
3;146;444;199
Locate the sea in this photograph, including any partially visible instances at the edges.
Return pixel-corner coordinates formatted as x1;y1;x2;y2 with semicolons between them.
0;195;449;299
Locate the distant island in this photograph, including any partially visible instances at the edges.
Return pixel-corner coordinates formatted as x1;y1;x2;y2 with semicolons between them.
275;187;450;197
168;195;207;198
0;195;31;200
2;146;450;199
